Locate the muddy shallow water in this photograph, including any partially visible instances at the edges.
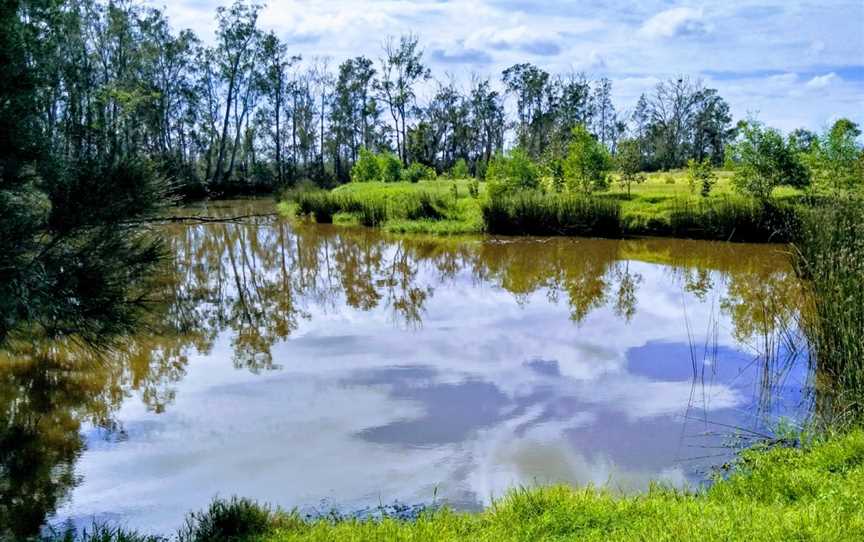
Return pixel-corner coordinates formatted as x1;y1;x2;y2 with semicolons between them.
3;199;812;534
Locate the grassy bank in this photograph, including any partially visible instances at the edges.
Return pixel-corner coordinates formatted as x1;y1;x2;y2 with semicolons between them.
45;429;864;541
280;172;805;241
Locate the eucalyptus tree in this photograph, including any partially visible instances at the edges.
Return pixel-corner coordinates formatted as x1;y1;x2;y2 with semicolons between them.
468;77;506;167
258;31;295;185
502;62;554;158
691;87;734;165
554;72;593;145
592;77;618;150
212;0;262;184
647;77;701;169
377;34;430;163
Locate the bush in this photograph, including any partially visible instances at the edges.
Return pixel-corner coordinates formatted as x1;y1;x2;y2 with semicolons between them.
482;191;622;237
728;121;810;200
564;125;611;195
468;179;480;199
377;152;403;183
178;497;272;542
486;148;540;198
351;148;380;182
687;158;717;197
402;162;436;183
450;158;470;179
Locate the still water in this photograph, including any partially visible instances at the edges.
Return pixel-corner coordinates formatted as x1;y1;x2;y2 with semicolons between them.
3;199;811;535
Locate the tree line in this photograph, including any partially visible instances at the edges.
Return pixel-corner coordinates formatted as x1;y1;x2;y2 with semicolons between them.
7;0;754;196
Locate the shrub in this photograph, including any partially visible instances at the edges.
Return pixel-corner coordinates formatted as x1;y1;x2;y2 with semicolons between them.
177;497;272;542
727;121;810;200
616;138;646;198
687;158;717;197
486;148;540;198
450;158;470;179
468;179;480;199
377;152;403;183
402;162;436;183
351;148;380;182
564;124;612;195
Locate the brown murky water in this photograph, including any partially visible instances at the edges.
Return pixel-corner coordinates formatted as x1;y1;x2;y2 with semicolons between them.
1;199;812;535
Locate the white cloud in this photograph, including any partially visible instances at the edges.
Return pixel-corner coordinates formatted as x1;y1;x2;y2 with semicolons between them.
139;0;864;131
639;7;708;39
805;72;839;89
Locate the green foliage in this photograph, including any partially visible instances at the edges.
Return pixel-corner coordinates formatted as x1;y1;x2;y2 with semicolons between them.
804;119;863;193
687;158;717;197
482;191;622;237
468;179;480;199
616;138;645;198
351;148;381;182
377;152;403;182
486;148;540;198
402;162;436;183
178;497;273;542
564;125;611;195
475;159;488;181
450;158;470;179
728;121;810;200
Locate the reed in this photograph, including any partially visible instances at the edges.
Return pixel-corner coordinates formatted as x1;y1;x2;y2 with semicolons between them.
668;197;800;242
481;191;622;237
793;196;864;419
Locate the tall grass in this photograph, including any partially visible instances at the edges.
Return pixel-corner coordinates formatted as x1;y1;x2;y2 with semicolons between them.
292;188;452;227
668;197;800;242
793;197;864;420
481;191;622;237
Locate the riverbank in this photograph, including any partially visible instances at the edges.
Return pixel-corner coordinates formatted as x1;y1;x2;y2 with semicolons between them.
279;172;806;242
46;429;864;541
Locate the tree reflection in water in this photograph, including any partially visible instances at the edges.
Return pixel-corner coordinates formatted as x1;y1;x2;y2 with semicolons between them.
0;199;809;537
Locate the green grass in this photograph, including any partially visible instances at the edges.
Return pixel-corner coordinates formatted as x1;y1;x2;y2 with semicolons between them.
279;172;808;241
260;431;864;541
481;191;622;237
44;430;864;541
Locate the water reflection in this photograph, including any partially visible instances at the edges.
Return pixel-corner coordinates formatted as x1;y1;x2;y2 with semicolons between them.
1;199;812;537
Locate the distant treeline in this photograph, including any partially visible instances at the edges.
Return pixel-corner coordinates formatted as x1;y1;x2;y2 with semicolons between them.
3;0;772;195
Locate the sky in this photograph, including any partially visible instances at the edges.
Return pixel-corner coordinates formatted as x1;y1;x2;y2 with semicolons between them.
145;0;864;132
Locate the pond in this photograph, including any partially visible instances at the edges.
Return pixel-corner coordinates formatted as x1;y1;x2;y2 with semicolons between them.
2;199;812;536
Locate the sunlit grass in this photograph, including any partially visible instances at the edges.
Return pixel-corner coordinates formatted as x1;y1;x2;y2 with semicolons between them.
279;171;807;241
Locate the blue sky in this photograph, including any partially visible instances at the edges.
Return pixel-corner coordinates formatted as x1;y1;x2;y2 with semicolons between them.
147;0;863;132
